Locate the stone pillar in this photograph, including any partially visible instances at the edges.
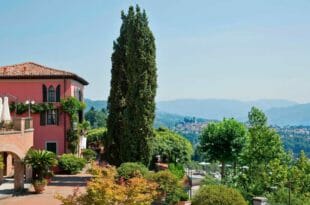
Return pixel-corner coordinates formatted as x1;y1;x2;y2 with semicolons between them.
6;153;14;177
14;158;24;191
0;168;3;184
253;197;268;205
25;165;32;183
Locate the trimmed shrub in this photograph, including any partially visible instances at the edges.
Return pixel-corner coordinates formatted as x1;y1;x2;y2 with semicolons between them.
58;154;86;174
192;185;247;205
117;162;149;180
82;149;97;162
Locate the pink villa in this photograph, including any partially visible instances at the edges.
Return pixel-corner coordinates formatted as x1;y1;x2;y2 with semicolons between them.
0;62;88;189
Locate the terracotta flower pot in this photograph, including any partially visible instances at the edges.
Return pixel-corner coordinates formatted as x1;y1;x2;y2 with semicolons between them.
33;179;47;194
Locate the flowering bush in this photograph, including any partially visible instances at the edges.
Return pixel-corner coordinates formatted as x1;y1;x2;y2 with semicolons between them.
56;165;158;205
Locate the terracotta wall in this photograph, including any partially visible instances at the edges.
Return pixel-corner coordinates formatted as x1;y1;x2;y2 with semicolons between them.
0;79;84;154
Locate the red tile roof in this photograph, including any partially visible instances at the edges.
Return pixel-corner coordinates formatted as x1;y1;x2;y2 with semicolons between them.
0;62;88;85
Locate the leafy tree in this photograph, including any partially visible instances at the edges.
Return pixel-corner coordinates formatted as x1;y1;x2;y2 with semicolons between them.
152;128;193;164
248;106;267;128
239;107;287;196
85;107;107;128
199;118;247;180
289;151;310;194
106;5;157;166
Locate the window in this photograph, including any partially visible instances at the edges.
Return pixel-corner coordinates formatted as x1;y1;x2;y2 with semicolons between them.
47;109;58;125
46;142;57;154
41;109;59;126
74;87;83;101
48;86;55;102
78;89;83;101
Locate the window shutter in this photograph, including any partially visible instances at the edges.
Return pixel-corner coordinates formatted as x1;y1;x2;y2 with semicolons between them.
56;85;61;102
42;85;47;102
40;111;46;126
56;109;60;125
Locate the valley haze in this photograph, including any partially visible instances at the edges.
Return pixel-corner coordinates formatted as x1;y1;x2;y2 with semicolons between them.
85;98;310;126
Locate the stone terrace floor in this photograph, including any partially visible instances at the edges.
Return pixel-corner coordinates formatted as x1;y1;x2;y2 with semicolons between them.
0;174;91;205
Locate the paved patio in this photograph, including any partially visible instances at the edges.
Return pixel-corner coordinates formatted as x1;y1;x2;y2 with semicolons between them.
0;174;91;205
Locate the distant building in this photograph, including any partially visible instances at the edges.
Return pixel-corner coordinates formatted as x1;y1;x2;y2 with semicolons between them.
0;62;88;154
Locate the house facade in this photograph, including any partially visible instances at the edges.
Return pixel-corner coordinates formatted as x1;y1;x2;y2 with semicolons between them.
0;62;88;155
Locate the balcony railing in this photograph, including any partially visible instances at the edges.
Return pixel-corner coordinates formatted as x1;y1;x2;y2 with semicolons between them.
0;117;33;135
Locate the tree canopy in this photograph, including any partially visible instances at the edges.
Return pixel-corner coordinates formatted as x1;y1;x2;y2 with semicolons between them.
199;118;247;179
153;128;193;164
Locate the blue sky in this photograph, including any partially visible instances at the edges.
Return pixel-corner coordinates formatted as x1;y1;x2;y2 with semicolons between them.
1;0;310;102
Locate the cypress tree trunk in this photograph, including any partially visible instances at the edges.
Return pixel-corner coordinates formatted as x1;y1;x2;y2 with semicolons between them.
106;6;157;166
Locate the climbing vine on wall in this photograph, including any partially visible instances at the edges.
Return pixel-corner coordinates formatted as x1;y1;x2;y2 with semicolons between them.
60;97;86;154
9;102;55;115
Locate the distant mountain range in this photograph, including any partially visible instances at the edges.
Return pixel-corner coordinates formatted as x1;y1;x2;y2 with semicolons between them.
85;98;310;126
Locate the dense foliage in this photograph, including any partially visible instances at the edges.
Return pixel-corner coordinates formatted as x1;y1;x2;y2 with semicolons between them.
85;107;107;128
61;97;86;154
199;118;247;179
24;149;57;181
192;185;247;205
168;163;185;179
82;149;97;162
86;128;107;149
58;154;86;174
117;162;149;180
238;107;287;198
56;165;158;205
153;128;193;164
61;97;85;124
106;5;157;166
150;170;188;205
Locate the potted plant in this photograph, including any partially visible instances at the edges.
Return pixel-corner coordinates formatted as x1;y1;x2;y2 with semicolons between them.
24;149;57;194
44;170;54;184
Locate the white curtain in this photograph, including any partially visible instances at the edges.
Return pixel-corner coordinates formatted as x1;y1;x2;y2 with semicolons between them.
1;96;11;124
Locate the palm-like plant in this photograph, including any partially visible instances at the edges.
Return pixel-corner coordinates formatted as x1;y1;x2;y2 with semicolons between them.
24;149;57;181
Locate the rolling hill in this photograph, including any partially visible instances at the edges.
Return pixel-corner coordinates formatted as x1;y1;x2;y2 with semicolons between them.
84;98;310;126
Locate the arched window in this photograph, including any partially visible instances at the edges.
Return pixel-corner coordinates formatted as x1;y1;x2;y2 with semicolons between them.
48;86;55;102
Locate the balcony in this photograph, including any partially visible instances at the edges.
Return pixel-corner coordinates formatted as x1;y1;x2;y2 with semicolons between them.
0;118;33;135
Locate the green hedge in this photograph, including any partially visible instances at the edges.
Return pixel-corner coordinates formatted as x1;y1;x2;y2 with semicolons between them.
192;185;247;205
58;154;86;174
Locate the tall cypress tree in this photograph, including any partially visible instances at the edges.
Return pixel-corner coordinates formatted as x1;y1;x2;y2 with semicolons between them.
106;6;157;166
106;11;129;165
